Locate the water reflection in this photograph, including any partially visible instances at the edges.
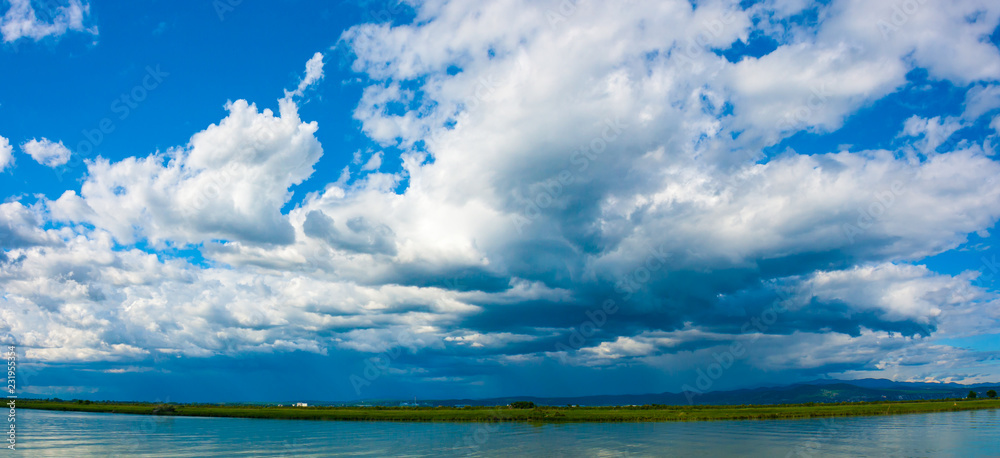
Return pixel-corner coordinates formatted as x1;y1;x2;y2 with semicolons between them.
16;408;1000;457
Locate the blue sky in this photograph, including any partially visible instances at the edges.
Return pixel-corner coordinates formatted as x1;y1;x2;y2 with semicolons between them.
2;0;1000;403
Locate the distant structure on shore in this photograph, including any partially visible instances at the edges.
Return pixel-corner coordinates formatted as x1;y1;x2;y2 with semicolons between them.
294;402;308;407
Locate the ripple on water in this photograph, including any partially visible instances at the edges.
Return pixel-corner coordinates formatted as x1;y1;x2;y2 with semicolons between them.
15;408;1000;457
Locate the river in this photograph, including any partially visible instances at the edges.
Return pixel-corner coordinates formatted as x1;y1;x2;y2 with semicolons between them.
15;407;1000;456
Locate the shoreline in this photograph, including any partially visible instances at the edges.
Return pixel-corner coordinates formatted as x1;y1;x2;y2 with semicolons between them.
17;398;1000;423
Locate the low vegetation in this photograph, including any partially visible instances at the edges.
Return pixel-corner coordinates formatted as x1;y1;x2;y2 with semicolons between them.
18;397;1000;423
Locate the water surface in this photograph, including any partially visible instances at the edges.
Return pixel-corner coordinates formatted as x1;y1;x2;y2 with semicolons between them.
17;407;1000;456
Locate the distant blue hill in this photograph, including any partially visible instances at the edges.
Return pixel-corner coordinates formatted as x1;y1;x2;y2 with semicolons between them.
322;379;999;407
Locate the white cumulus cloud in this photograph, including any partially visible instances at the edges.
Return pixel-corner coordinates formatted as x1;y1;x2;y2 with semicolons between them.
286;51;325;98
53;98;322;246
21;138;71;167
0;135;12;171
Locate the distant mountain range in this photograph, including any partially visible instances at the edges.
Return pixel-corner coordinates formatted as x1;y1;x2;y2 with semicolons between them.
316;379;999;407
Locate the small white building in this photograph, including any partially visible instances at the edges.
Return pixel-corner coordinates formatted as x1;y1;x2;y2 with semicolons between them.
294;402;308;407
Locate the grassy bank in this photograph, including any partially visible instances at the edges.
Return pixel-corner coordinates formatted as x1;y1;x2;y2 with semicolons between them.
18;398;1000;423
